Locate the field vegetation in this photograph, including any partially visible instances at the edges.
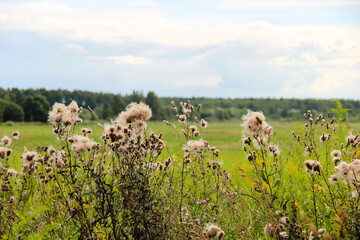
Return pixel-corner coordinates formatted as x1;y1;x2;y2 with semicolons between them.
0;99;359;239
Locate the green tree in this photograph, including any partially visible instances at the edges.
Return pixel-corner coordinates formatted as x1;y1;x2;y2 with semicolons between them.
22;95;50;122
0;99;24;122
111;94;126;117
103;102;112;120
128;90;145;103
146;91;161;120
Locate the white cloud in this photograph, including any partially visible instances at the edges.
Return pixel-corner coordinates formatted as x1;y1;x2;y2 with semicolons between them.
86;55;153;65
175;75;223;87
62;43;87;54
219;0;360;9
0;2;359;98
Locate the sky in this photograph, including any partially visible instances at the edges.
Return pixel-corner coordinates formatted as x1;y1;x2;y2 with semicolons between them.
0;0;359;99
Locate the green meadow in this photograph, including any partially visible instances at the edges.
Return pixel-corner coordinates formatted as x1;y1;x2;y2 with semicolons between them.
2;120;359;174
1;116;360;239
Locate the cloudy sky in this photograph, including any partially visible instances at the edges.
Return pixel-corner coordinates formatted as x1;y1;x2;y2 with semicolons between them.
0;0;359;98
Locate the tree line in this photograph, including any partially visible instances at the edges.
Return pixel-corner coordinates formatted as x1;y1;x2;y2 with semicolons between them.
0;87;359;123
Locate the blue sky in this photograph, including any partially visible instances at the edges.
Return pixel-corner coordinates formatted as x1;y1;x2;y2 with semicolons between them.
0;0;359;98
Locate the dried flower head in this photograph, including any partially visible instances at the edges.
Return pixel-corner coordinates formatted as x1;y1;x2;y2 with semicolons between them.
279;231;288;238
242;111;273;139
12;131;21;140
269;143;280;157
50;150;66;168
178;114;187;123
184;139;206;152
329;174;338;185
319;134;329;142
1;136;12;146
330;150;341;158
264;223;275;237
304;160;322;174
7;168;18;177
335;162;350;176
48;103;67;125
204;224;225;239
0;147;13;159
47;145;56;155
71;135;98;153
332;157;342;166
201;119;208;128
21;148;37;162
116;102;152;124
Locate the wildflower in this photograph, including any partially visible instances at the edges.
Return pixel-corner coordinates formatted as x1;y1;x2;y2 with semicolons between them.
346;134;355;145
21;148;37;162
68;100;80;114
305;145;313;154
116;102;152;124
7;168;18;177
0;147;12;159
184;139;206;152
201;119;208;128
335;162;350;176
47;145;56;155
81;128;92;135
319;134;329;142
48;103;67;125
50;150;66;168
304;160;322;174
165;157;172;167
264;223;275;237
204;224;225;239
131;119;147;138
269;143;280;157
1;136;12;146
312;184;322;191
10;196;15;202
332;157;341;166
163;120;170;125
190;125;197;133
242;111;272;137
242;137;251;146
12;131;21;140
178;114;187;123
194;131;200;137
279;217;289;225
196;219;200;226
279;231;288;238
329;175;338;185
331;150;341;158
71;135;98;153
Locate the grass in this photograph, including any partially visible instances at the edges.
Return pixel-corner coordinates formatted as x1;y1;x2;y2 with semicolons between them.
2;120;359;173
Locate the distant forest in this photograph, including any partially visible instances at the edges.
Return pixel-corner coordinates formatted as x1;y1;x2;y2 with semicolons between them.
0;87;359;123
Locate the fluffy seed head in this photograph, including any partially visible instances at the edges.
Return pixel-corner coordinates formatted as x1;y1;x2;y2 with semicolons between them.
7;168;18;177
184;139;206;152
204;224;225;239
116;102;152;125
201;119;208;128
304;160;322;174
12;131;21;140
1;136;12;146
331;150;341;157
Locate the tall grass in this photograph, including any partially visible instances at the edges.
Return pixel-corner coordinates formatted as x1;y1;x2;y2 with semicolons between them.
0;100;359;239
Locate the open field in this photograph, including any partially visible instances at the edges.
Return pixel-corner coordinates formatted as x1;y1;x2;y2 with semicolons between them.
3;120;350;173
1;114;360;239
